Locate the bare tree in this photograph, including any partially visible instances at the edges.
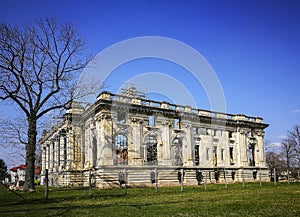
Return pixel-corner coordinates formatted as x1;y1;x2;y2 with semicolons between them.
282;125;300;179
289;125;300;166
266;151;284;174
0;17;89;190
281;136;296;180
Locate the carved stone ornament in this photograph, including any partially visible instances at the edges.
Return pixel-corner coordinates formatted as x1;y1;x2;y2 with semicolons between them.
118;127;129;135
96;113;111;121
255;129;264;137
131;117;143;124
248;137;257;146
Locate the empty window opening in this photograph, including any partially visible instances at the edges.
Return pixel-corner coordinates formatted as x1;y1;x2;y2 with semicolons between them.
115;134;128;165
172;138;183;166
231;171;235;180
174;118;181;129
144;134;157;165
249;145;255;166
193;127;199;135
117;112;126;124
253;171;258;180
194;145;200;166
213;146;217;166
215;170;220;182
148;115;155;126
221;149;224;161
229;147;234;165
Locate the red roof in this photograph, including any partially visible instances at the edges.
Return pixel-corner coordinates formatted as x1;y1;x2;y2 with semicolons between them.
18;164;26;170
9;167;18;172
10;164;41;174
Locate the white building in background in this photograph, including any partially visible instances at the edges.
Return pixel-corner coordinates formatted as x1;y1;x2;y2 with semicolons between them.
9;164;41;186
40;87;269;188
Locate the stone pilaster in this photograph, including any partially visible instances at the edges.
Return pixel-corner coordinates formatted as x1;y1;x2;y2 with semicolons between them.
184;123;194;166
236;128;248;167
130;117;143;165
97;113;113;166
255;130;266;167
161;119;172;165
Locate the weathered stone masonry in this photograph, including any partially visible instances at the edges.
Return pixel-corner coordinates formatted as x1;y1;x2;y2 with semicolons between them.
41;88;269;188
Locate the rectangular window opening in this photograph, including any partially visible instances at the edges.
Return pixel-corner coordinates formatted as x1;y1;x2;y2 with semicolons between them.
117;112;126;123
148;115;155;126
229;147;234;165
213;146;217;166
194;145;200;166
193;127;199;135
221;149;224;161
174;118;181;129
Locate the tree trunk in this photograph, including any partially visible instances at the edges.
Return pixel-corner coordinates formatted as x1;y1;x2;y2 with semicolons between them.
23;115;37;191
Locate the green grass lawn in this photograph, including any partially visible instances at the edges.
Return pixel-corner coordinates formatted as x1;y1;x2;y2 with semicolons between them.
0;182;299;217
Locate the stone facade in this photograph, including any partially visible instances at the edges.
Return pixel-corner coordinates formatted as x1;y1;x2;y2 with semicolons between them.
40;88;269;188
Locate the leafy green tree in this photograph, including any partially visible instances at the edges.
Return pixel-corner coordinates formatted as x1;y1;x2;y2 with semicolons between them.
0;159;8;182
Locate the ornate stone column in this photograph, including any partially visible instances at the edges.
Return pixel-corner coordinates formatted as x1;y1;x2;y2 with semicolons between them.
237;128;248;167
59;131;64;168
161;119;172;165
184;123;194;166
97;113;113;166
49;141;53;171
130;117;143;165
222;131;230;167
65;129;70;170
255;129;266;167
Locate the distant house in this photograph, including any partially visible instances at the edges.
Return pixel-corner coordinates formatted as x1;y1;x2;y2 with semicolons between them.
9;167;18;184
9;164;41;186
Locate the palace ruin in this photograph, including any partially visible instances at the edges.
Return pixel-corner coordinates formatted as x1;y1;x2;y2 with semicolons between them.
40;87;269;188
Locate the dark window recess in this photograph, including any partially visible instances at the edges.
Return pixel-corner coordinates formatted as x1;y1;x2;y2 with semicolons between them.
229;147;234;165
221;149;224;161
213;146;217;166
194;145;200;166
145;135;157;165
117;112;126;123
249;145;255;166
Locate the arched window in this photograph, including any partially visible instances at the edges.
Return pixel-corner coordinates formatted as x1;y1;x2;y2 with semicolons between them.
115;134;128;165
172;138;183;166
144;135;157;165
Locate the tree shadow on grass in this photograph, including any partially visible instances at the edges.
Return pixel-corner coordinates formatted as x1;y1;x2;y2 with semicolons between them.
1;195;203;217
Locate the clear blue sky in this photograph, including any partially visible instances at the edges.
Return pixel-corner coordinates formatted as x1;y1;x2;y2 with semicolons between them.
0;0;300;168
